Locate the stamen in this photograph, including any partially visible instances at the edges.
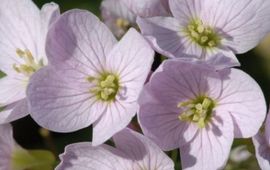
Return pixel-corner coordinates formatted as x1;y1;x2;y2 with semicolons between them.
185;19;220;48
178;96;215;128
88;73;119;102
13;49;44;77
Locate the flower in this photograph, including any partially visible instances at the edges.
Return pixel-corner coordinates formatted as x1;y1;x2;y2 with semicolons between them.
56;128;174;170
253;108;270;170
138;59;266;170
101;0;136;38
101;0;171;38
137;0;270;63
0;0;60;124
27;10;154;146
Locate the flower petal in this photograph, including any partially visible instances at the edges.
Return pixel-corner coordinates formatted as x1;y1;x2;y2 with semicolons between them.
101;0;136;38
0;99;29;124
138;60;223;150
0;124;15;170
180;112;234;170
252;133;270;170
27;66;103;132
137;16;188;58
217;69;266;138
56;142;127;170
122;0;170;17
107;28;154;103
46;9;117;73
92;101;137;146
39;2;60;62
215;0;270;53
113;128;174;170
0;0;42;75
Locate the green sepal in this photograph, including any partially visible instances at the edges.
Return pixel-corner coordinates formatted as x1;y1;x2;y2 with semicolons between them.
11;147;56;170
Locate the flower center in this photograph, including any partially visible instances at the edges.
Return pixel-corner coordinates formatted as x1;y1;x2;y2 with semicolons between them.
178;96;215;128
12;49;44;77
88;73;119;102
115;18;130;31
185;19;220;48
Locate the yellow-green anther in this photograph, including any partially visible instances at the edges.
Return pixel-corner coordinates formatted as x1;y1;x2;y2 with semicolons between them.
13;49;44;77
185;19;220;48
178;96;215;128
90;73;119;102
197;25;204;33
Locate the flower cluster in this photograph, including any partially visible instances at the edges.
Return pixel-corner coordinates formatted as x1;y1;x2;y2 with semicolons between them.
0;0;270;169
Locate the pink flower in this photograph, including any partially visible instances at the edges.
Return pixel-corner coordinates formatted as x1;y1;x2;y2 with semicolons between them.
137;0;270;64
0;0;60;124
27;10;154;146
138;59;266;170
56;128;174;170
101;0;136;38
253;108;270;170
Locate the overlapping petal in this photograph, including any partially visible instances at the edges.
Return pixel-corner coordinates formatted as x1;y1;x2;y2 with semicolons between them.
56;128;174;170
180;113;233;170
122;0;170;17
217;69;266;138
253;132;270;170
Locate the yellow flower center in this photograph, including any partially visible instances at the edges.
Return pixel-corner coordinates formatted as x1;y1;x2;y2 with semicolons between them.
88;73;120;102
115;18;131;31
12;49;44;77
178;96;215;128
185;19;220;48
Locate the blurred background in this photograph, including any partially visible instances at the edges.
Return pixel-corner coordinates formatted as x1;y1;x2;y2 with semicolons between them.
2;0;270;169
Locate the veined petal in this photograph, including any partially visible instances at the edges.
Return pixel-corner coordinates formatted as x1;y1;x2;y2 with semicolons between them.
113;128;174;170
137;17;187;58
46;9;117;73
107;28;154;103
0;99;29;124
214;0;270;53
138;60;223;150
138;85;198;151
0;75;26;106
180;113;234;170
39;2;60;62
0;0;41;75
27;66;103;132
122;0;170;17
0;124;15;170
253;133;270;170
56;142;127;170
216;69;266;138
92;101;137;146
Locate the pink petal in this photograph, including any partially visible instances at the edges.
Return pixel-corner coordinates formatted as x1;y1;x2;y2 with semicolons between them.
180;112;234;170
122;0;170;17
0;75;26;106
46;9;117;72
0;99;29;124
56;142;127;170
107;28;154;103
92;101;137;146
113;128;174;169
217;69;266;138
252;133;270;170
0;0;44;75
27;66;103;132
